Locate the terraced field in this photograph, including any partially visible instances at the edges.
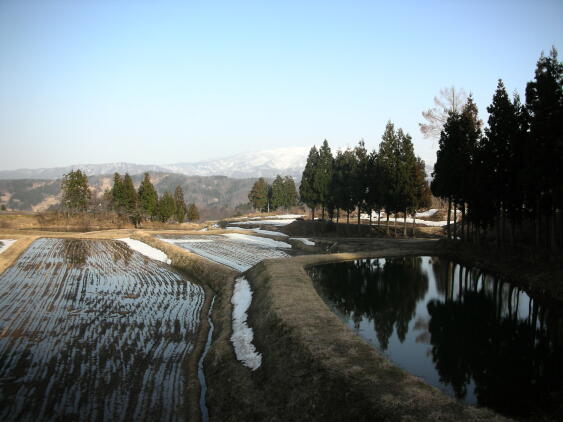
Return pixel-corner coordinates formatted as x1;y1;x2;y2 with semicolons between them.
0;238;205;422
159;235;291;271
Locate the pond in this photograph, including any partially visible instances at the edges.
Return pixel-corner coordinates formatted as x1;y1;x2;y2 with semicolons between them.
308;256;563;419
0;238;205;421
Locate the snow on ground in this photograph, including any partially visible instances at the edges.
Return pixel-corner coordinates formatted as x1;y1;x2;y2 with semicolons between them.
227;226;289;237
291;238;315;246
229;219;295;226
117;238;172;264
415;209;438;218
0;239;17;255
231;277;262;370
222;233;292;249
159;235;290;272
410;218;448;227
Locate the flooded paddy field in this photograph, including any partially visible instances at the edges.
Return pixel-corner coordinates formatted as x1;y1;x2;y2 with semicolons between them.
309;256;563;419
0;238;205;422
158;234;293;272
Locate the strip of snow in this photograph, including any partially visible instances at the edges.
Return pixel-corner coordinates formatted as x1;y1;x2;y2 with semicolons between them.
231;277;262;371
415;209;438;218
265;214;304;219
0;239;17;255
291;238;315;246
227;226;289;237
117;238;172;264
222;233;292;249
411;218;448;227
229;219;295;226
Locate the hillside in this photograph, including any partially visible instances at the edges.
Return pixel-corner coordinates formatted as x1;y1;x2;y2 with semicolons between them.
0;173;258;212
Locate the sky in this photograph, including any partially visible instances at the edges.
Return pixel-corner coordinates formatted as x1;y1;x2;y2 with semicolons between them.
0;0;562;170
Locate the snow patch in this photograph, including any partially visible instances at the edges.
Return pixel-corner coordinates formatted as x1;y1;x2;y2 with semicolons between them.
291;238;315;246
0;239;17;255
227;226;289;237
231;277;262;370
230;219;295;227
117;238;172;264
415;209;438;218
222;233;292;249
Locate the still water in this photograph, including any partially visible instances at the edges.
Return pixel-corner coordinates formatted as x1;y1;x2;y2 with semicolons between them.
308;256;563;418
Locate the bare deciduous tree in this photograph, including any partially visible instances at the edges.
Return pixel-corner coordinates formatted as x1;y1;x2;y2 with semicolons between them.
419;86;468;139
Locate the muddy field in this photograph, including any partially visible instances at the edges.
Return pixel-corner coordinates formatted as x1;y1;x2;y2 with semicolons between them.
0;238;205;421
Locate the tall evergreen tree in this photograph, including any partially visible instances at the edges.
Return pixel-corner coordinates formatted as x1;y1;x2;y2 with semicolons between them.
111;173;125;212
283;176;298;208
138;173;158;220
271;175;286;210
300;146;320;219
378;122;404;233
330;149;357;223
366;150;385;226
315;140;334;219
60;169;90;214
248;178;269;212
174;186;187;223
353;140;369;225
483;80;521;244
122;173;138;214
398;130;418;236
157;191;176;222
187;203;200;221
525;47;563;249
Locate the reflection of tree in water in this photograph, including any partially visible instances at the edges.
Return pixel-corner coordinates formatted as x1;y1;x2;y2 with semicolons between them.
61;239;91;266
312;257;429;350
427;265;563;418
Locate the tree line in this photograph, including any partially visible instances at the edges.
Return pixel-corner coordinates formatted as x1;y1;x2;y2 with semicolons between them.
431;48;562;249
60;171;199;225
299;131;431;235
248;175;298;212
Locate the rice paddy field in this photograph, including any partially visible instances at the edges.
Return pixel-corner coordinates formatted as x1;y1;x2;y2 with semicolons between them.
0;238;205;422
158;234;291;272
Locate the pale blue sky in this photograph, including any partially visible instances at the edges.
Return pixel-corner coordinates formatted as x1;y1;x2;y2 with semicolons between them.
0;0;561;170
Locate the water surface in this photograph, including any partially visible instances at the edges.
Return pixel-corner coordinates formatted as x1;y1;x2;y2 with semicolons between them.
309;256;563;418
0;238;205;421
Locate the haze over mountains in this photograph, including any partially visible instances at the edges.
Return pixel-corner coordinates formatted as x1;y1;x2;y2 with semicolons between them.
0;147;310;180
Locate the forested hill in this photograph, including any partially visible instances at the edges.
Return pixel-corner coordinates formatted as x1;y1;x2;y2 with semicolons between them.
0;173;258;212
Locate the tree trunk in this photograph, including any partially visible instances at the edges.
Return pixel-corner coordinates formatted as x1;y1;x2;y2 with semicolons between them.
403;210;407;237
453;202;457;240
551;207;557;252
447;197;451;240
378;210;381;227
311;207;315;220
346;211;350;224
500;202;505;245
412;215;416;237
535;194;541;247
460;204;465;241
394;214;397;234
386;213;390;235
322;206;325;221
336;208;339;224
357;206;361;225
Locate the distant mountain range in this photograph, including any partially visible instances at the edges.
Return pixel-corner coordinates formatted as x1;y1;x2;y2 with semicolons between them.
0;147;310;180
0;174;258;213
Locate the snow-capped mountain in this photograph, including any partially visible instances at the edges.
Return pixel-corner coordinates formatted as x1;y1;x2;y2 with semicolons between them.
166;147;309;179
0;147;310;180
